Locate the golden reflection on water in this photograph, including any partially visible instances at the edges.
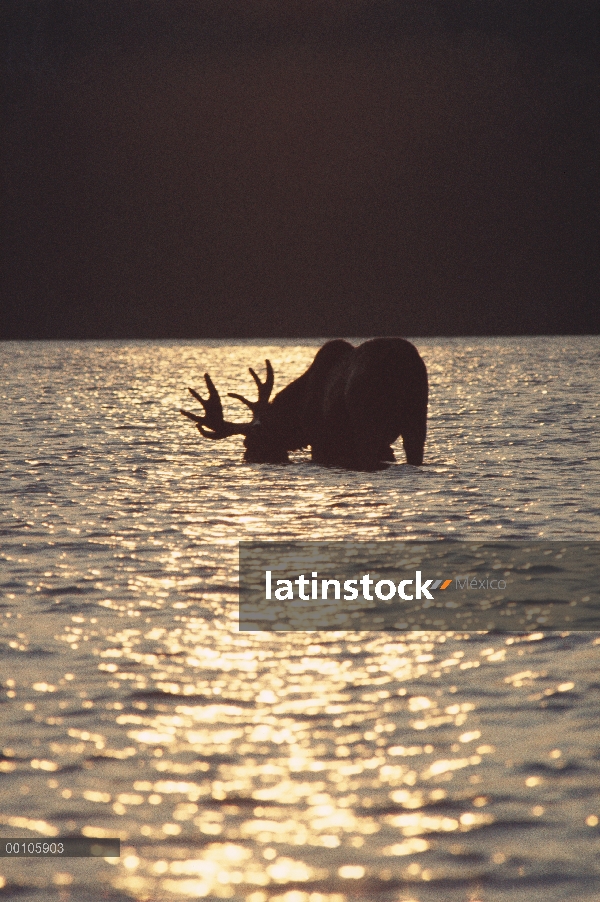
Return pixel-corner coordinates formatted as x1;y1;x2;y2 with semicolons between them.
27;627;518;898
4;618;599;899
1;340;599;900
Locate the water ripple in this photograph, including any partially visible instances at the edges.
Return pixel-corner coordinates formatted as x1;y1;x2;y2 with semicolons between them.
0;338;599;901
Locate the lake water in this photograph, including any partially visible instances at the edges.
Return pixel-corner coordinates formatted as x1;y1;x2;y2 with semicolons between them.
1;336;599;902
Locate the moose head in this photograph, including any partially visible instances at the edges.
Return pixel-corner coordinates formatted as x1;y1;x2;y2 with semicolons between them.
180;338;428;470
180;360;291;463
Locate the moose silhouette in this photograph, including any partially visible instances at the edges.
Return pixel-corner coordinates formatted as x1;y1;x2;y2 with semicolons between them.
180;338;428;470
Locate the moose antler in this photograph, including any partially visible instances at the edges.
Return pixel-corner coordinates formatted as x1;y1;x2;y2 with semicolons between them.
180;373;250;439
229;360;274;414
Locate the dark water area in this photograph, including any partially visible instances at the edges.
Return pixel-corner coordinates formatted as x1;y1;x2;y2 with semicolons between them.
0;337;599;900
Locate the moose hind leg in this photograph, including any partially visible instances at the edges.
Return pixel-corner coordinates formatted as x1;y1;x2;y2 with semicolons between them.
348;431;389;470
401;428;425;466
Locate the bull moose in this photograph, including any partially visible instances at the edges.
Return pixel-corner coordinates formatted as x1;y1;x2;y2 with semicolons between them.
180;338;428;470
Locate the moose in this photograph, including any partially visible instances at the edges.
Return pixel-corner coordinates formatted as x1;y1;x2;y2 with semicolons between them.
180;338;428;470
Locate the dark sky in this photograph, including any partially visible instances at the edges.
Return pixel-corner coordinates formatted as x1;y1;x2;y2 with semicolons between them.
2;0;599;338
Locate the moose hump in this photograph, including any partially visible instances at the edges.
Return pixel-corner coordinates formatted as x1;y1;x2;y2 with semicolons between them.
180;338;428;471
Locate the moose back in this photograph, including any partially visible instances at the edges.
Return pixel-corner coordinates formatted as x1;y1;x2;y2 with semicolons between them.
180;338;428;470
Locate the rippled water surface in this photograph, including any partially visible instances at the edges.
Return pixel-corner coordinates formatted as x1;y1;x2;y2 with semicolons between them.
1;337;599;901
